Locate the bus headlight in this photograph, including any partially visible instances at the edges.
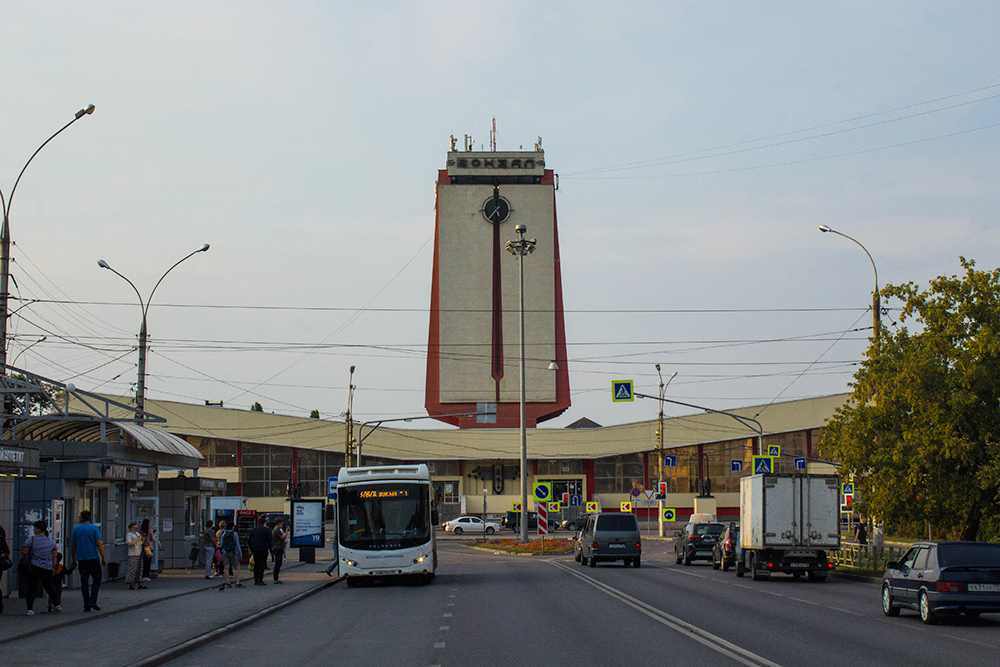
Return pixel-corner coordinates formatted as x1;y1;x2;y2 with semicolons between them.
413;555;426;564
346;559;358;567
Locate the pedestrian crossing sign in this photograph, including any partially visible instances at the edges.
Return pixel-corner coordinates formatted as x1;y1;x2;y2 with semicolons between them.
586;502;599;512
752;456;775;475
767;444;781;457
842;482;854;495
612;380;634;402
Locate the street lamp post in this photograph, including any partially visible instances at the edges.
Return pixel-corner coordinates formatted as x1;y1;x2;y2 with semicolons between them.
12;336;46;369
818;225;880;350
654;365;676;537
0;104;95;372
506;224;536;544
98;244;209;417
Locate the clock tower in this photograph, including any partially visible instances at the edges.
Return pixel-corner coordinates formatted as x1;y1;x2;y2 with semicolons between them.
425;138;570;428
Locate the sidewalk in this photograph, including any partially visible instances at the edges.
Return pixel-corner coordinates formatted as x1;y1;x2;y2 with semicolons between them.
0;546;338;645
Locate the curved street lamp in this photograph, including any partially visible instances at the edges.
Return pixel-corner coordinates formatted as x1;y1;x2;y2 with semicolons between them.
98;244;210;416
12;336;46;369
818;225;880;350
0;104;95;370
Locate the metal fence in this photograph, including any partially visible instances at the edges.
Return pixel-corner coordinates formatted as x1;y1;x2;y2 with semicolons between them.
830;543;907;572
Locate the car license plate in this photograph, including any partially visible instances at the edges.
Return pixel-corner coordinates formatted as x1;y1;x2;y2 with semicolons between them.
969;583;1000;592
790;562;809;568
370;570;397;576
609;544;625;549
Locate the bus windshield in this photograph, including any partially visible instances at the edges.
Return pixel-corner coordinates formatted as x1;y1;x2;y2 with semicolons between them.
339;482;430;551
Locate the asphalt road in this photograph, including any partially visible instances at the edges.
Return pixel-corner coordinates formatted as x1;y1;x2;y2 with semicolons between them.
168;540;1000;667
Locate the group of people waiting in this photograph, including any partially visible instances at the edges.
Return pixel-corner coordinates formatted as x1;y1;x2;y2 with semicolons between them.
199;515;289;590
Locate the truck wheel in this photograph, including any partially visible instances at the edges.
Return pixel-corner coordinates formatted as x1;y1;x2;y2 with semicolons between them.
722;557;730;572
633;557;641;568
735;559;745;577
750;554;768;581
882;584;900;617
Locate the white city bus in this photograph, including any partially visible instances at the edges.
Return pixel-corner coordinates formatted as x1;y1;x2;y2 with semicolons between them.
336;464;436;586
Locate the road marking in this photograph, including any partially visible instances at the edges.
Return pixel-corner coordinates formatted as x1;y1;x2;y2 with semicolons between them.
447;603;454;606
551;562;782;667
443;613;452;617
829;606;863;617
942;634;999;649
788;597;820;606
759;590;783;597
439;626;449;631
434;642;446;649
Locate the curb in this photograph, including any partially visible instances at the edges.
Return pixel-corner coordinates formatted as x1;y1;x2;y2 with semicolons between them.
0;562;309;646
124;576;342;667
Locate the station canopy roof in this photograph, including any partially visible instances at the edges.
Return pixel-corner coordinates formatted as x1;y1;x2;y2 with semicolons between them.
12;416;203;460
84;394;850;461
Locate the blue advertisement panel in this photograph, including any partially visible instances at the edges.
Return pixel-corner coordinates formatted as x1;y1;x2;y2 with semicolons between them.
290;499;325;548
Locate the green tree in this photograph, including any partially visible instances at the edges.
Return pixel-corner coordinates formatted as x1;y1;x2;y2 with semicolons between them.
251;402;263;412
821;258;1000;541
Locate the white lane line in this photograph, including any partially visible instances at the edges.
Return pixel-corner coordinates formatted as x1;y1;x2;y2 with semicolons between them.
829;606;864;617
439;626;449;631
788;597;821;606
759;590;784;597
551;562;782;667
942;634;1000;649
443;613;452;617
434;642;446;649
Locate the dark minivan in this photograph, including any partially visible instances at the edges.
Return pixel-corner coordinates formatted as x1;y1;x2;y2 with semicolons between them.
579;512;641;568
882;541;1000;624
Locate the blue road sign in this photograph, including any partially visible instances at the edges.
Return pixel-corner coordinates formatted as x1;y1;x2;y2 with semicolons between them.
662;508;676;522
752;456;775;474
842;482;854;495
767;444;781;457
533;482;552;502
731;460;743;472
327;477;338;500
794;457;807;470
569;494;582;507
663;454;677;467
612;380;634;402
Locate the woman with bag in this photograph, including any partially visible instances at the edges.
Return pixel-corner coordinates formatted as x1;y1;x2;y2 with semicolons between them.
125;521;145;589
140;518;155;582
0;522;11;614
201;520;218;579
20;520;60;615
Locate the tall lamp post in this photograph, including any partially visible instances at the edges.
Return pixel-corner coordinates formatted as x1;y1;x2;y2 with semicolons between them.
818;225;879;350
654;365;676;537
1;104;95;371
98;244;210;417
506;224;536;544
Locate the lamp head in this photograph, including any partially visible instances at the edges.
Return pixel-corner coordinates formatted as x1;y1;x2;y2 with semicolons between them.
97;259;111;269
547;361;559;371
655;363;660;372
75;105;96;119
818;225;832;233
350;365;356;374
199;243;210;252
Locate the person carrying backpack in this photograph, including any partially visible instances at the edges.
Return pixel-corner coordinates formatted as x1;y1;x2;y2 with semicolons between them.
217;521;243;590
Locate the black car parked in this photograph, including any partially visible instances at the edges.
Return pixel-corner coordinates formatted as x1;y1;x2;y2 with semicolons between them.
501;511;558;533
882;541;1000;624
674;522;725;566
561;514;592;532
712;523;740;572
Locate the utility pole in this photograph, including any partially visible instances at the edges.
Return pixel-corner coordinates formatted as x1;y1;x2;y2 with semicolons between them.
346;366;356;465
655;365;676;537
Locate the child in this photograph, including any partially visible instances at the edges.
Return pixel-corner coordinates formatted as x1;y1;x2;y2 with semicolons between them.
48;553;67;612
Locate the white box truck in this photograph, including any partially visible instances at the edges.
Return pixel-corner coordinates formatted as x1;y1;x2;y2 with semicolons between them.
738;474;840;582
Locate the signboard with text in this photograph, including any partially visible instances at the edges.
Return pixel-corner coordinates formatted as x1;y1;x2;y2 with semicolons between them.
290;499;325;548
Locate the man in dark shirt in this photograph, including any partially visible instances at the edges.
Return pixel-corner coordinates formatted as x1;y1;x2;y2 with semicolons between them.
855;517;869;546
271;518;288;584
248;516;272;586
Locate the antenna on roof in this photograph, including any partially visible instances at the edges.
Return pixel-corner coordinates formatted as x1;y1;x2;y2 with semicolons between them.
490;117;496;151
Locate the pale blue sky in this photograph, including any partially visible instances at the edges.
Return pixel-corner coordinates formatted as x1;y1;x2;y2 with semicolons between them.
2;2;998;428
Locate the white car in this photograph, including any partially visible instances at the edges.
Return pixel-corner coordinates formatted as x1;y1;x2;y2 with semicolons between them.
442;516;500;535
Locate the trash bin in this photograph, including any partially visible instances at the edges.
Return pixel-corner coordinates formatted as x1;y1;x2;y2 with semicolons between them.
107;561;121;580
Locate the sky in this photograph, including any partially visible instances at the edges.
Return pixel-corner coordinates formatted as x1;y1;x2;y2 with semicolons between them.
1;2;998;431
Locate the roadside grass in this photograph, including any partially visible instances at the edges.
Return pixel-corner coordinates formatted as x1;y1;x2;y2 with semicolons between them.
463;538;574;555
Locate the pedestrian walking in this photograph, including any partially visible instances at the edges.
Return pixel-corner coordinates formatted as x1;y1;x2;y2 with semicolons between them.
249;515;271;586
49;553;67;612
855;517;869;546
140;518;156;582
271;518;288;584
20;520;60;615
125;521;145;589
217;521;243;589
0;522;11;615
202;520;218;579
69;509;107;612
